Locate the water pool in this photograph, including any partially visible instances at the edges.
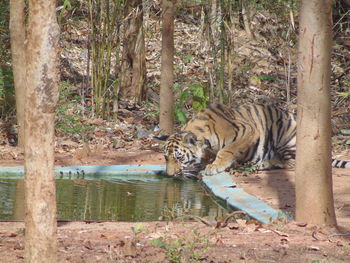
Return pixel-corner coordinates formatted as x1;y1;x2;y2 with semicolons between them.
0;176;230;221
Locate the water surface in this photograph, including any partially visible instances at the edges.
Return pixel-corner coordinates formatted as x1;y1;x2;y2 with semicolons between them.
0;176;229;221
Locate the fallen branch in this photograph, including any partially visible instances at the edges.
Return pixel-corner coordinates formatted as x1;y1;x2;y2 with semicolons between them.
175;215;213;227
312;231;350;241
175;210;247;228
220;211;247;228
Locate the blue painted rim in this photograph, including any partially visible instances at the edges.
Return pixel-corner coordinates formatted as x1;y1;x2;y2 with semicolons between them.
0;165;289;224
202;172;291;224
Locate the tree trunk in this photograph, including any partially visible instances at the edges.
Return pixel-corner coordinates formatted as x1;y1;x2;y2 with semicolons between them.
295;0;336;226
222;0;235;104
159;0;175;134
119;0;146;104
239;0;255;40
9;0;26;148
24;0;59;262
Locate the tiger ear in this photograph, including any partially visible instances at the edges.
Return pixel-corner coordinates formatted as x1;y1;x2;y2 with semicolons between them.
184;132;197;145
203;139;211;149
198;138;211;150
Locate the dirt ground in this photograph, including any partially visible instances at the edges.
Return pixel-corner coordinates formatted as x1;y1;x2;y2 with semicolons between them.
1;149;350;262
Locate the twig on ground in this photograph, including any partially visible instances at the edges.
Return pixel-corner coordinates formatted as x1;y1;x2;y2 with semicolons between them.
220;211;247;228
175;210;247;228
312;231;350;241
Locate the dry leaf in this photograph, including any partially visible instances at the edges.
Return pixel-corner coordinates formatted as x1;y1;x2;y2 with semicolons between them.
100;234;119;239
94;131;106;137
236;219;247;227
296;222;307;227
245;223;258;233
1;232;17;237
84;241;93;250
86;118;104;125
307;246;320;251
60;140;79;148
280;238;289;245
272;229;289;237
257;228;272;234
336;241;344;247
215;238;225;246
228;222;240;230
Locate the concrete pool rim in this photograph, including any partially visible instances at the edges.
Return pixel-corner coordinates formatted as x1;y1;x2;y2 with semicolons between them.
0;164;289;224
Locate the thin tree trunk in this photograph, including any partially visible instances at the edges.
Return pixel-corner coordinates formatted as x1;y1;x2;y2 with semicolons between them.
24;0;59;261
159;0;175;134
239;0;255;40
295;0;336;226
9;0;26;148
120;0;146;104
223;1;235;104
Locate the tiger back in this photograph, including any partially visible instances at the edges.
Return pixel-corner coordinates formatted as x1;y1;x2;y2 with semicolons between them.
164;103;349;177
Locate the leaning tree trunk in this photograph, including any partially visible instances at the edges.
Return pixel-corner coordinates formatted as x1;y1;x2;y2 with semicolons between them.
295;0;336;226
159;0;175;134
119;0;146;104
239;0;255;40
9;0;26;147
24;0;60;262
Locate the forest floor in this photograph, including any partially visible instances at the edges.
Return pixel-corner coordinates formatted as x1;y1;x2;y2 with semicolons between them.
0;148;350;262
1;1;350;262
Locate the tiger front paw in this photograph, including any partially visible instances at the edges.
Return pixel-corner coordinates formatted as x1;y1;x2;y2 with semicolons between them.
204;164;225;176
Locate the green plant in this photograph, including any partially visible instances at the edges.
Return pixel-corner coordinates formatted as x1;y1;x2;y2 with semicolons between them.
150;229;212;263
0;67;4;97
0;1;9;61
236;61;254;76
183;55;194;65
16;228;25;235
55;81;96;137
336;87;350;104
161;201;191;222
88;0;123;119
257;74;278;82
151;237;185;263
231;162;259;174
144;101;160;119
174;104;188;125
341;129;350;145
0;66;15;119
174;83;209;124
62;0;73;10
131;223;146;235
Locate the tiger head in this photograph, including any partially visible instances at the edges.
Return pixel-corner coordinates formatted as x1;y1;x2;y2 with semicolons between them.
163;131;212;178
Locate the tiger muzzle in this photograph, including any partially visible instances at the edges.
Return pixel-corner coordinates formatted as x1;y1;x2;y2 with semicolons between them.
168;163;203;179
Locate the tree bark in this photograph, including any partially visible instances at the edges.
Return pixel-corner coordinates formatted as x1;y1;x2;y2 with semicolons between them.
239;0;255;40
24;0;59;262
295;0;336;226
159;0;175;134
9;0;26;147
119;0;146;104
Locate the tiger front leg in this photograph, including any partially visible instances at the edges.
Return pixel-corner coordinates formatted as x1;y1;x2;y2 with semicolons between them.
204;143;250;176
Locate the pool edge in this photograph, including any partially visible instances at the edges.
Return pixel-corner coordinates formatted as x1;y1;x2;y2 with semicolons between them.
0;165;290;224
202;172;291;224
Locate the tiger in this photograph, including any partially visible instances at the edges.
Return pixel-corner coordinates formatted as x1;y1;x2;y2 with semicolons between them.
160;103;350;178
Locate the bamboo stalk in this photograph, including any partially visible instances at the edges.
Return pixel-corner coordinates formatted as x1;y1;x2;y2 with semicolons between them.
88;0;122;119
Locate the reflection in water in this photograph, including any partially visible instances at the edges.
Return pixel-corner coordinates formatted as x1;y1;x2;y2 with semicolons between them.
0;177;229;221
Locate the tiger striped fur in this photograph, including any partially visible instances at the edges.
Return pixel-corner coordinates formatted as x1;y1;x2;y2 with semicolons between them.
162;103;350;177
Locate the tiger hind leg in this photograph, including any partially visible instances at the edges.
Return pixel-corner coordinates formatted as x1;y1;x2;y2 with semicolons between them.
258;158;295;170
